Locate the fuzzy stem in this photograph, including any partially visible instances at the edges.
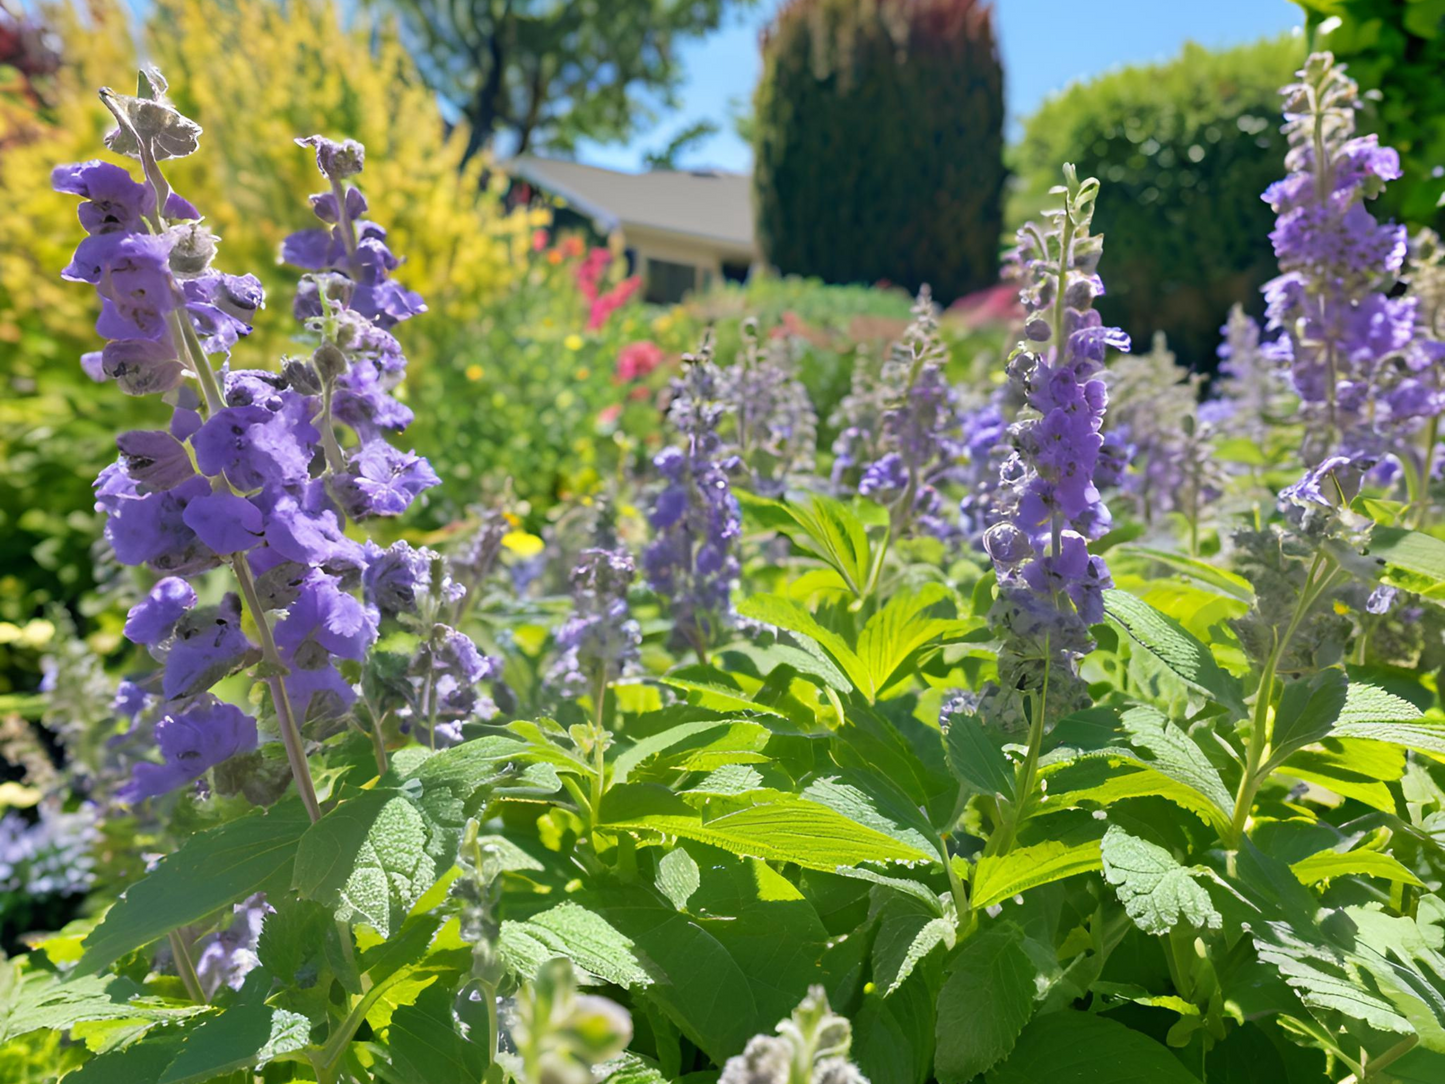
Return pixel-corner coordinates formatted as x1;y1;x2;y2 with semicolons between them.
168;929;206;1004
1228;552;1337;845
590;668;609;825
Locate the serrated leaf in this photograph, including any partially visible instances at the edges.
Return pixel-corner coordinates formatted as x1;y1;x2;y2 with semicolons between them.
293;789;437;937
800;773;938;858
987;1010;1202;1084
656;847;701;911
872;895;955;996
971;825;1105;910
600;784;933;870
58;1025;191;1084
499;901;653;988
1046;707;1234;832
0;970;199;1045
79;802;310;975
1104;589;1245;715
1116;547;1256;602
739;490;877;599
933;925;1036;1083
157;972;310;1084
735;594;869;695
1100;826;1221;936
855;583;968;697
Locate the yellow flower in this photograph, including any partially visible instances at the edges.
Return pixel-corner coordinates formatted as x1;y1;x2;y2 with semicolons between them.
574;367;590;380
564;333;584;352
465;363;485;382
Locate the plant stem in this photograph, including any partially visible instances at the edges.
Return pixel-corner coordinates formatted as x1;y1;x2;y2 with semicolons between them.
168;929;206;1004
1228;552;1336;845
1415;413;1440;529
232;557;322;823
590;668;609;826
993;661;1050;856
167;306;321;824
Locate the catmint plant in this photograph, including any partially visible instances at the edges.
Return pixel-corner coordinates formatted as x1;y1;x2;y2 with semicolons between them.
645;340;743;660
1263;52;1419;470
56;70;460;821
982;165;1125;734
848;290;966;540
719;320;818;497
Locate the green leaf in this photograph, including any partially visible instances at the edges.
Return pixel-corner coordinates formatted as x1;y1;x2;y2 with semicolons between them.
735;594;869;695
658;667;791;718
656;847;701;912
1267;669;1349;768
1100;826;1222;936
596;1052;674;1084
1115;547;1256;603
872;895;955;996
987;1010;1202;1083
1045;707;1234;833
1290;848;1426;888
385;981;488;1084
613;718;773;783
1367;526;1445;604
58;1025;191;1084
156;973;310;1084
1104;589;1245;715
944;715;1014;799
971;825;1105;910
739;491;877;599
498;901;653;988
800;773;939;858
79;802;310;975
600;784;933;870
293;789;437;937
853;974;935;1084
0;969;199;1045
855;583;967;697
933;925;1037;1083
596;852;828;1064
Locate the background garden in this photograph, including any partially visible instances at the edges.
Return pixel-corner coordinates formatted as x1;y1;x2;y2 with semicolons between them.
6;0;1445;1081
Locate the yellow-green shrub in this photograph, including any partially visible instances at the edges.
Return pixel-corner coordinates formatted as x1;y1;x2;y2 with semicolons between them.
0;0;533;637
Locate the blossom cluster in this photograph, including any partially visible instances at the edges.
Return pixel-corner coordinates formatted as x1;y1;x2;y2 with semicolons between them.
1262;52;1433;466
719;321;818;496
644;343;743;657
53;71;488;809
982;165;1126;725
831;292;965;539
0;804;96;900
546;546;641;698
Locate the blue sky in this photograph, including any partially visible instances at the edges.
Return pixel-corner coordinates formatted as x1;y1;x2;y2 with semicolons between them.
576;0;1306;173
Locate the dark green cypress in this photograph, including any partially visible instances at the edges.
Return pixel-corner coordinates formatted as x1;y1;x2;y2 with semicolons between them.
752;0;1005;303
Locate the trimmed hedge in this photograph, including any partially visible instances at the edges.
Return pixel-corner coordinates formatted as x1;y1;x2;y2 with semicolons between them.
753;0;1006;302
1011;37;1303;367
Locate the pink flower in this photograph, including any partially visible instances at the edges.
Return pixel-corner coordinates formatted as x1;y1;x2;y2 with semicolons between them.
575;247;612;301
616;339;664;383
588;276;641;330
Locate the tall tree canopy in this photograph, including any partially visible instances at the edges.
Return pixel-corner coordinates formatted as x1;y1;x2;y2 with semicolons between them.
386;0;753;162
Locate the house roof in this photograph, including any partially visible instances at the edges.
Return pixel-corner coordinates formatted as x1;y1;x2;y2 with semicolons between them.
507;155;756;254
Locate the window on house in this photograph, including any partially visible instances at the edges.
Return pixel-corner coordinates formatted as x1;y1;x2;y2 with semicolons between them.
722;260;750;284
645;259;698;304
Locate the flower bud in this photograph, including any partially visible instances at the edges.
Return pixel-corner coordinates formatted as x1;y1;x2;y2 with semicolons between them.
100;71;202;161
296;134;365;179
283;358;323;396
166;222;218;277
313;341;347;381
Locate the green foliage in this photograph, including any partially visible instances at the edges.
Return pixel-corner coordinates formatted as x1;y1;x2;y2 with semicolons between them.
752;0;1006;301
1012;36;1303;365
1301;0;1445;225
